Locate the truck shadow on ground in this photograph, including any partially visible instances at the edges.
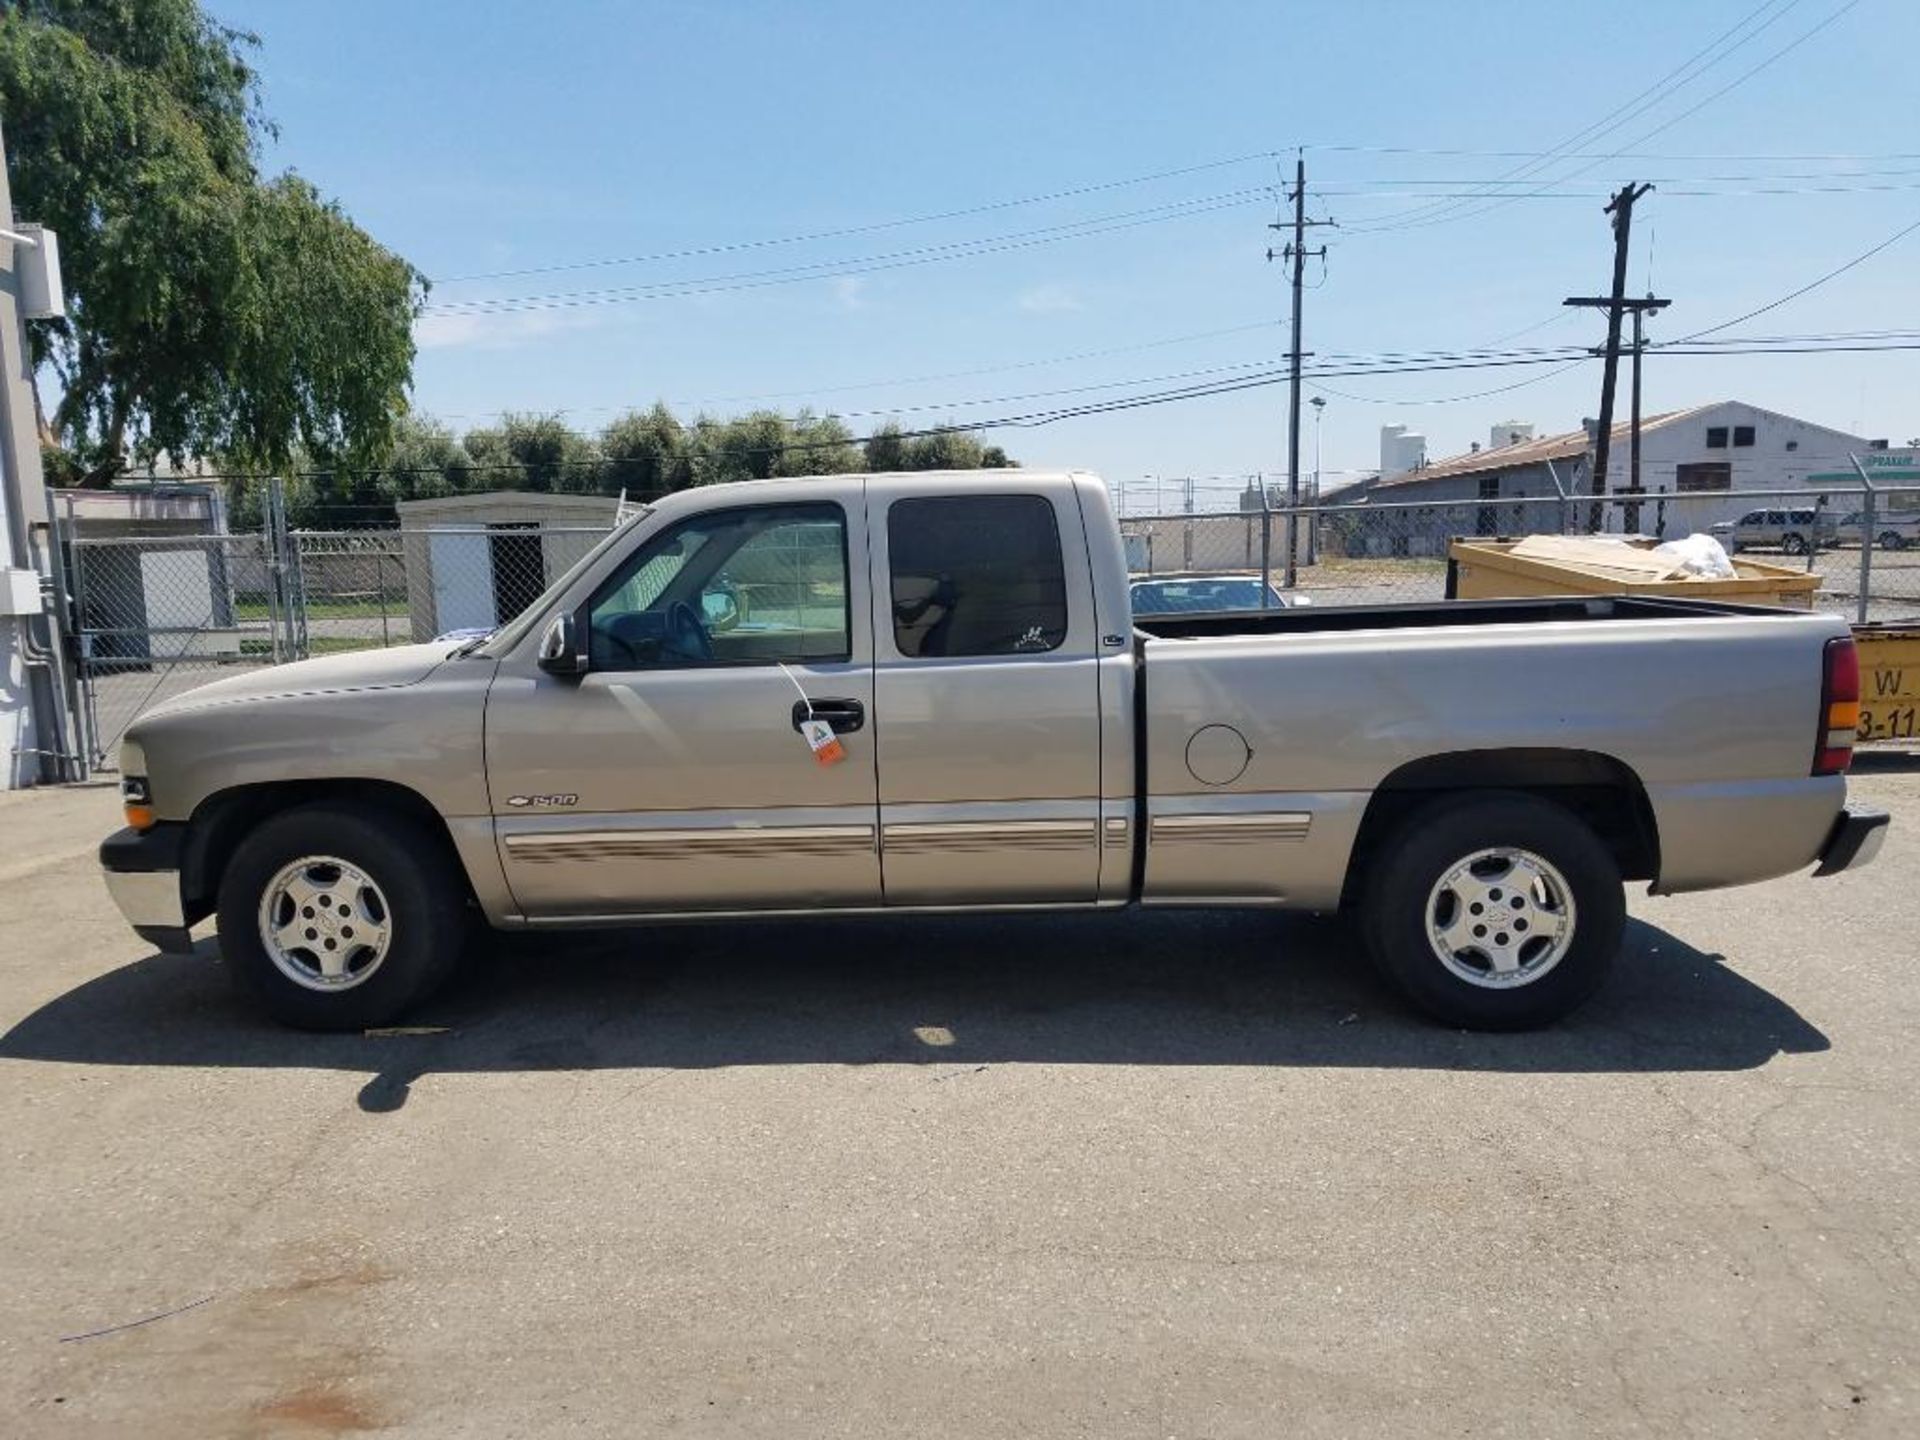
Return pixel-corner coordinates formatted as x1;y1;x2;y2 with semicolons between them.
0;909;1827;1112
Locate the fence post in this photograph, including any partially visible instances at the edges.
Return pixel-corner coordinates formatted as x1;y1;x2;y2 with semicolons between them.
376;550;392;648
1850;453;1876;625
1257;474;1274;610
1544;459;1571;535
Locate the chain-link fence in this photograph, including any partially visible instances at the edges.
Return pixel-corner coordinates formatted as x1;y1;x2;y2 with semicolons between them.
1120;484;1920;620
66;505;615;769
63;475;1920;770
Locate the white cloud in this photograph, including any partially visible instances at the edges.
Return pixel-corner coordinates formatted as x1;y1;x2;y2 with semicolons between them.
1017;284;1084;314
830;276;871;310
413;306;603;352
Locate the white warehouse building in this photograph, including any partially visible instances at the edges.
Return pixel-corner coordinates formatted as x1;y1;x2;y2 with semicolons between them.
1350;401;1887;549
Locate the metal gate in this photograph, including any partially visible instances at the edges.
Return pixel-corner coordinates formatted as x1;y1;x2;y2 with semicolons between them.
66;504;305;772
62;481;611;772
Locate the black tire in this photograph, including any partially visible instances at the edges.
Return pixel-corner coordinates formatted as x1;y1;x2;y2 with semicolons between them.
1781;532;1808;555
1361;792;1625;1031
1878;531;1905;552
216;803;470;1030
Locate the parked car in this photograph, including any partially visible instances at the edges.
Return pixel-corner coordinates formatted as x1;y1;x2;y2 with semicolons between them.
1128;574;1312;615
102;470;1885;1034
1709;507;1839;555
1833;510;1920;551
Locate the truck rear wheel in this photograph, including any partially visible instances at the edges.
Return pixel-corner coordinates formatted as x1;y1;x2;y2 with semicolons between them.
1361;793;1624;1030
216;804;469;1030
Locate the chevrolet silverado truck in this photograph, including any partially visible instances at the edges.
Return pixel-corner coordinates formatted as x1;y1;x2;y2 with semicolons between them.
100;470;1887;1031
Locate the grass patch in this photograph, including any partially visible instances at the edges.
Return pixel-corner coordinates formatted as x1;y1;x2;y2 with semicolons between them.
239;635;396;658
234;599;405;622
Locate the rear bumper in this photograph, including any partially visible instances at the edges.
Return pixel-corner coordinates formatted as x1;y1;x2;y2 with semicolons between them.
99;824;197;953
1813;803;1890;877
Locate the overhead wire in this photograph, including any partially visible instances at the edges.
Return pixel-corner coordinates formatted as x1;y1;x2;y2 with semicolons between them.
423;188;1271;316
1341;0;1867;236
431;150;1280;284
1340;0;1808;234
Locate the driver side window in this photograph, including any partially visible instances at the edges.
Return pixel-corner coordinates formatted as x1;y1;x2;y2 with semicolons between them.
587;502;850;670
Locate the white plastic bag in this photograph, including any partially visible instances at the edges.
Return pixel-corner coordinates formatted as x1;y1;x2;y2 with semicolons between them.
1651;532;1737;579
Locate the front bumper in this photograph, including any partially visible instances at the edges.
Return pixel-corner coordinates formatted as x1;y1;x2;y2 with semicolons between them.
1813;803;1890;877
99;824;197;953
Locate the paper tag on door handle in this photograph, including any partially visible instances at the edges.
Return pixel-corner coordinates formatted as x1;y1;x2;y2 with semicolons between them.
799;717;846;767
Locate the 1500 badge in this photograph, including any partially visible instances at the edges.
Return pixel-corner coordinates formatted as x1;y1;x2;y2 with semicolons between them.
505;794;578;808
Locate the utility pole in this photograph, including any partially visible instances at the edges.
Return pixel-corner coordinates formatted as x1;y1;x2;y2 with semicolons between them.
1268;153;1330;588
1564;181;1653;529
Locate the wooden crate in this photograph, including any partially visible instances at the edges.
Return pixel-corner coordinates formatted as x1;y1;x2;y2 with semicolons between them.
1854;626;1920;743
1448;536;1820;609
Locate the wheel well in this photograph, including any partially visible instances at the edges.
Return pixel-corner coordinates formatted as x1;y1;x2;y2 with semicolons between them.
182;779;468;915
1340;748;1660;908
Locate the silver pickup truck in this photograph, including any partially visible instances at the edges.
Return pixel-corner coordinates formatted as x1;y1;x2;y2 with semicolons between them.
100;470;1886;1031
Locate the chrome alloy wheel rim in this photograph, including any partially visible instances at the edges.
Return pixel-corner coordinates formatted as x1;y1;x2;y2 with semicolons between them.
257;855;394;992
1424;847;1577;990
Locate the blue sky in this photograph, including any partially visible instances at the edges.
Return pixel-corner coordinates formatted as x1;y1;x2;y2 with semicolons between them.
217;0;1920;504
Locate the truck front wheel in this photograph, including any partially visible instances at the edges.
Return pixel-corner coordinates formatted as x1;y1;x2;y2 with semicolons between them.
216;804;469;1030
1361;793;1625;1030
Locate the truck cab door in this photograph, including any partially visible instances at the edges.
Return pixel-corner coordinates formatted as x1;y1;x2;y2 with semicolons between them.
484;492;880;917
866;481;1106;905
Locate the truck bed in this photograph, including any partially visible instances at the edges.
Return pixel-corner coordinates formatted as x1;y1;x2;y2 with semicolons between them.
1134;593;1808;641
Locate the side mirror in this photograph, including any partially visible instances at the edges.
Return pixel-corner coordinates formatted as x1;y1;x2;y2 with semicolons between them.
536;612;588;678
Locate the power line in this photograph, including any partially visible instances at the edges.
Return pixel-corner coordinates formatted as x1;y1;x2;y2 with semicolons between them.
246;335;1920;483
428;326;1920;431
1672;215;1920;342
431;151;1279;284
423;189;1269;316
1310;144;1920;163
1342;0;1806;234
1306;360;1590;408
433;320;1286;421
1347;0;1865;237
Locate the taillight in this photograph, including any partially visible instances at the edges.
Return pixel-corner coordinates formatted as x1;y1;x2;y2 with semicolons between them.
1814;635;1860;775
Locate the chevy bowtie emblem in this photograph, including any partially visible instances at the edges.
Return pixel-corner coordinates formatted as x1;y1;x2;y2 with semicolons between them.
506;794;578;808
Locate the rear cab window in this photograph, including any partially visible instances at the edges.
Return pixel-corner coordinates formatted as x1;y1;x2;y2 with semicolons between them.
886;495;1068;657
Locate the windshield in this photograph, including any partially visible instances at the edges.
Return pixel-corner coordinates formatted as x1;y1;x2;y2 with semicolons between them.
477;511;651;655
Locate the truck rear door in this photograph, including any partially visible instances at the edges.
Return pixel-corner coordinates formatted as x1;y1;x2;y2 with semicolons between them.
865;480;1105;904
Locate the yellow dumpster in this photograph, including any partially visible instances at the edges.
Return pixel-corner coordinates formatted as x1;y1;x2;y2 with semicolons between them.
1854;626;1920;742
1449;535;1820;609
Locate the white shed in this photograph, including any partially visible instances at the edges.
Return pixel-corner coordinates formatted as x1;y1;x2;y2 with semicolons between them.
394;492;620;641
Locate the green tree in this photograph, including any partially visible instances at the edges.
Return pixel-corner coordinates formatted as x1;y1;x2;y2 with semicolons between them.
2;0;424;484
684;411;790;486
905;430;987;471
601;404;690;496
864;423;1009;472
863;422;911;473
371;415;476;506
776;411;863;477
461;413;599;494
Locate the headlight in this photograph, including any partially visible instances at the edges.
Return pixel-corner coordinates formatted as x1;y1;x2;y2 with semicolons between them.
120;775;155;831
118;739;154;830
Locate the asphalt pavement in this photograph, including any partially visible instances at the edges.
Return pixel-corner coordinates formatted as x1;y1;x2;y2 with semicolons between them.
1;769;1915;1438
